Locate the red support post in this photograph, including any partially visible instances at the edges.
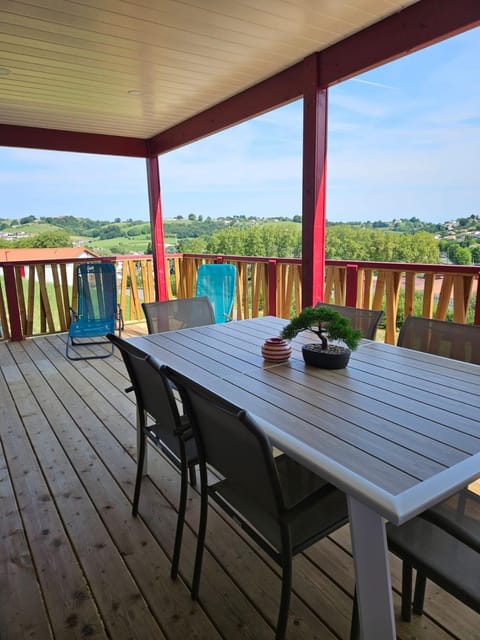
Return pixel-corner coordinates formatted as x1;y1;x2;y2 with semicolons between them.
146;156;168;300
302;54;328;309
345;264;359;307
3;264;23;341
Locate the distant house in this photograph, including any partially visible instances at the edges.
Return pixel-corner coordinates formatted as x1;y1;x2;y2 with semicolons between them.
0;247;99;283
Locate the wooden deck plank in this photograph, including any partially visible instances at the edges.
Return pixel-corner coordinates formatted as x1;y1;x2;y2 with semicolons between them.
0;358;108;639
2;342;166;640
0;328;478;640
0;436;53;640
7;338;221;640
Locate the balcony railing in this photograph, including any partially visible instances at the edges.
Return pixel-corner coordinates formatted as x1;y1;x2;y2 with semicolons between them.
1;253;479;343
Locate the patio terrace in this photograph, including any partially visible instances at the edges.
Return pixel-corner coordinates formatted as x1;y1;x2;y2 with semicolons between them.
1;323;478;639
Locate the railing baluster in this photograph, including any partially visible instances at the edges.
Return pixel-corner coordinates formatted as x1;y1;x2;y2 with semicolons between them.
1;254;479;341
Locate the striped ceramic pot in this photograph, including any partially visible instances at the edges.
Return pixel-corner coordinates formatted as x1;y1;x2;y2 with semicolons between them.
261;337;292;362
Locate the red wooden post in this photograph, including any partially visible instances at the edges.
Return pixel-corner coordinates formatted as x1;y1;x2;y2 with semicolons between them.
3;264;23;341
302;54;328;309
268;259;277;317
146;156;168;300
345;264;359;307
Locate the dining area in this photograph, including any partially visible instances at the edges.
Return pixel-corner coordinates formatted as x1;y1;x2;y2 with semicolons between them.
0;307;478;639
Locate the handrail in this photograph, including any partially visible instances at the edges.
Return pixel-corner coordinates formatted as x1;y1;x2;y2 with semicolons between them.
1;253;479;343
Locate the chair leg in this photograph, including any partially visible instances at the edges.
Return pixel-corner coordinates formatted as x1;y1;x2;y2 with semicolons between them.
350;586;359;640
171;447;189;580
275;549;292;640
132;429;146;516
413;571;427;616
400;560;413;622
188;463;197;488
191;472;209;600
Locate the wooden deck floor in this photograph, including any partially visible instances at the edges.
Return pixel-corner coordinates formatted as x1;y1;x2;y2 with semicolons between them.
0;323;478;640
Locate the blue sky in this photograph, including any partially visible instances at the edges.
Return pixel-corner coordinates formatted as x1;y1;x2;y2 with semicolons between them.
0;27;478;224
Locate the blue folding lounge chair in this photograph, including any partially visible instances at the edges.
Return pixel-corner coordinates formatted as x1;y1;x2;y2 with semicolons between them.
66;262;123;360
195;263;236;323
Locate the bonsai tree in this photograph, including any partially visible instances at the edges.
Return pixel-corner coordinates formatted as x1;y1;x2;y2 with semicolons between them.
280;306;362;352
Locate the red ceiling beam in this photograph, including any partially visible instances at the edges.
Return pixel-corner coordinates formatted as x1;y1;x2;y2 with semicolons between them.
0;124;147;157
318;0;480;87
147;62;304;156
149;0;479;156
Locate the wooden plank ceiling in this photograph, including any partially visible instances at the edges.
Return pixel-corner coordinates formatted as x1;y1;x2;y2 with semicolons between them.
0;0;422;140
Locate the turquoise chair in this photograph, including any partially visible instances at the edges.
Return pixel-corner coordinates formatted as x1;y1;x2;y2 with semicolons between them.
195;263;236;323
66;262;123;359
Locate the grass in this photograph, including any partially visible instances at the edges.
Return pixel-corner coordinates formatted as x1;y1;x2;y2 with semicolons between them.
84;236;151;254
3;222;62;234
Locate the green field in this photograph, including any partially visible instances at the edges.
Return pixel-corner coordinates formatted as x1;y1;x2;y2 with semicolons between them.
84;236;150;254
82;234;178;255
6;222;62;234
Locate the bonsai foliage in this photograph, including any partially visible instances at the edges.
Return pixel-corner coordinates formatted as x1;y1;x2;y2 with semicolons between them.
280;306;362;351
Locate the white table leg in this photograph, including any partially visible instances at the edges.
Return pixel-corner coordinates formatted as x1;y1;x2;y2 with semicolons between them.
348;496;396;640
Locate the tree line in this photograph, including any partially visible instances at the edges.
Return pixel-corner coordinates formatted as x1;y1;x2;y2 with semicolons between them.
2;214;480;265
178;223;440;263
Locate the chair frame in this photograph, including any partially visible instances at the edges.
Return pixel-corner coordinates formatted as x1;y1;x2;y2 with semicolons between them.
397;315;480;364
315;302;384;340
66;262;123;360
387;488;480;621
107;334;197;578
195;263;236;323
142;296;214;334
394;315;480;622
166;365;349;640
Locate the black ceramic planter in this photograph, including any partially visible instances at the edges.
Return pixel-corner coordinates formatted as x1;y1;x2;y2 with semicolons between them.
301;344;351;369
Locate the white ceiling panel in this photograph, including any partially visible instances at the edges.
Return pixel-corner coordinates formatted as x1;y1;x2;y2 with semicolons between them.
0;0;429;138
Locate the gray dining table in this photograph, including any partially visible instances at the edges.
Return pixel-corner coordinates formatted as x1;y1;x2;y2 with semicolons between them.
129;315;480;639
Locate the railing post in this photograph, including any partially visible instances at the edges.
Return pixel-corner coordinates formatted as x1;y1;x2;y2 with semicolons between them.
345;263;359;307
3;264;23;341
474;271;480;326
268;259;277;317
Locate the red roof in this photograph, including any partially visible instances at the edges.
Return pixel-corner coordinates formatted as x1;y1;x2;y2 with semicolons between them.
0;247;99;262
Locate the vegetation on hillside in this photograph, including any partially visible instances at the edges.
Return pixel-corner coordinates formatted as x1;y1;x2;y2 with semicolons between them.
0;213;479;264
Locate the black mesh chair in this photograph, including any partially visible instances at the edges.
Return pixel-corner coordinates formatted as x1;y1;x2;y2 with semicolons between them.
165;366;349;640
350;488;480;639
397;315;480;364
142;296;215;334
107;334;196;578
387;488;480;620
315;302;384;340
392;316;480;622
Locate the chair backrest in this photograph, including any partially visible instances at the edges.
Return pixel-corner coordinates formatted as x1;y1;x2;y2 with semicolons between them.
76;262;117;327
315;302;384;340
107;334;181;437
142;297;214;334
165;367;283;521
195;263;236;323
425;488;480;554
397;316;480;364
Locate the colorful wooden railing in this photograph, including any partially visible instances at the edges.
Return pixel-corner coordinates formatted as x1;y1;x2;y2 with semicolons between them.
1;253;479;344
